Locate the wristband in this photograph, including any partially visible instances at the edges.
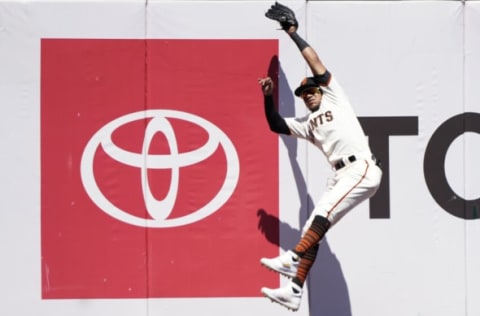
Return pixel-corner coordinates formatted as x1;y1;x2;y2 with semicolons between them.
289;32;309;51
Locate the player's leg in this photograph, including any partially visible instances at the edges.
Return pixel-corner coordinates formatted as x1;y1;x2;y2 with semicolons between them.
260;159;381;310
260;228;324;311
260;214;329;277
260;214;329;310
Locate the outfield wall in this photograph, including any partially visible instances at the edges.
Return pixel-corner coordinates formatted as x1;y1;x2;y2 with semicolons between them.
1;1;479;315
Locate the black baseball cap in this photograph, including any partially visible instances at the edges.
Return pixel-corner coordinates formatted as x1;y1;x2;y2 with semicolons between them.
294;77;322;97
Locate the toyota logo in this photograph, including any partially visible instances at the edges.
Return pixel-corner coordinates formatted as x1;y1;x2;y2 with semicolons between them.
80;109;240;228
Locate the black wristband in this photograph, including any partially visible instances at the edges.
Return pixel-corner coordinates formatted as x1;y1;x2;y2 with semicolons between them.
289;32;309;51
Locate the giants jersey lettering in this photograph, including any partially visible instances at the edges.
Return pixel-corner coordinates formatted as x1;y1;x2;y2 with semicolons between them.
285;75;372;167
308;110;333;129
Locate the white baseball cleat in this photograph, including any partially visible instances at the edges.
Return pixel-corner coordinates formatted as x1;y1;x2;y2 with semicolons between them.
261;281;303;311
260;250;299;278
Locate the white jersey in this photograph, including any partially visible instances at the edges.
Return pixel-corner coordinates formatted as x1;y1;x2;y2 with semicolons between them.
285;75;372;167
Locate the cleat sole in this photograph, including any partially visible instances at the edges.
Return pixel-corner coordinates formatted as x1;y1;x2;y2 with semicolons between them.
261;290;299;312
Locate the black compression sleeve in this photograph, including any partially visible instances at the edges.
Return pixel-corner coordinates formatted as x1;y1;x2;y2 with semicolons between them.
313;70;332;86
289;32;309;51
264;95;291;135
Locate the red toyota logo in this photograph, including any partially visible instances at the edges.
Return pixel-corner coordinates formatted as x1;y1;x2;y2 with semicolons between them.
41;38;279;299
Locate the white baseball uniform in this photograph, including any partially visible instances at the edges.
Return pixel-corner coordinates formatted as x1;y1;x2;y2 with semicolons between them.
285;74;383;228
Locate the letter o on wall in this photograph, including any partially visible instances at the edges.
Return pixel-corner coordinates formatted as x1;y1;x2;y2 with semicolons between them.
424;112;480;220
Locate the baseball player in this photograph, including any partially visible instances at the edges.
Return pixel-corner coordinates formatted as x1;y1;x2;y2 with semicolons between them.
258;2;383;311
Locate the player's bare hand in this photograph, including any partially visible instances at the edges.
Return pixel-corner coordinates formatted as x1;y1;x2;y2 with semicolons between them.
258;77;274;96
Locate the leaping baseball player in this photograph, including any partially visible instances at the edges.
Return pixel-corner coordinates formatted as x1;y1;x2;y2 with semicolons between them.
258;2;383;311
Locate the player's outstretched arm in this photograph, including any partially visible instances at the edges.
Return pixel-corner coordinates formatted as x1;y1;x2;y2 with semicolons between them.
265;2;327;76
287;27;327;76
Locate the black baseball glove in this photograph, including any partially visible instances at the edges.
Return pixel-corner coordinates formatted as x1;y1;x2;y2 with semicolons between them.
265;2;298;31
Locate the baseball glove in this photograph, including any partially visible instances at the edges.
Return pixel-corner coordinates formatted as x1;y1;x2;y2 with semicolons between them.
265;2;298;31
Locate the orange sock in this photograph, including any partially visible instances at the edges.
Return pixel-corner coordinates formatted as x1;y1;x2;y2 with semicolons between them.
294;215;330;256
293;244;319;287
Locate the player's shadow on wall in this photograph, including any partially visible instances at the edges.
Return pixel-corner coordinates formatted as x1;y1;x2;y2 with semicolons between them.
257;55;352;316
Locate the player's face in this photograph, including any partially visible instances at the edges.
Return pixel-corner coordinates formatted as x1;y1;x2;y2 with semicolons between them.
301;87;322;112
